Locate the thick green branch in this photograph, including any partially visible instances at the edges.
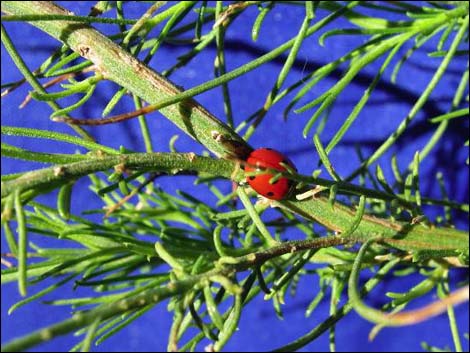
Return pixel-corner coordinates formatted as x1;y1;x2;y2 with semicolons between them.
279;198;468;254
2;150;468;255
1;152;241;198
0;1;251;158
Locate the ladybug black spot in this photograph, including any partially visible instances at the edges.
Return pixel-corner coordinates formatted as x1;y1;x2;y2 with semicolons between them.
267;191;274;197
249;176;256;181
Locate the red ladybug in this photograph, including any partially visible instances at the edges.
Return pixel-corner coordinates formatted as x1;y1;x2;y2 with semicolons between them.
245;148;296;200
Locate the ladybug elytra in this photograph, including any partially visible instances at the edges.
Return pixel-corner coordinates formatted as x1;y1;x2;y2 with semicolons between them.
245;148;296;200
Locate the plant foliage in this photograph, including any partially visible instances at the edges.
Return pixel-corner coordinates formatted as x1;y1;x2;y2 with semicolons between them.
1;1;469;352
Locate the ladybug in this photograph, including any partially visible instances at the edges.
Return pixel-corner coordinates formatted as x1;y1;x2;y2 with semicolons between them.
244;148;296;200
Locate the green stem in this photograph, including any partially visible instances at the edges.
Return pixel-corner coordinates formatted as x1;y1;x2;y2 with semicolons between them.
1;1;361;157
348;240;469;327
2;151;467;255
0;24;92;140
1;228;467;352
237;188;278;247
0;1;249;158
1;152;241;198
272;258;401;352
346;14;470;181
14;189;27;296
0;268;216;352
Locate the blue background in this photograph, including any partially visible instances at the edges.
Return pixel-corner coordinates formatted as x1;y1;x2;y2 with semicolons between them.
2;2;469;352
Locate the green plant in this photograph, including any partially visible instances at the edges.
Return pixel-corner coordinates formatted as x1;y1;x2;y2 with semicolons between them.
1;1;468;352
